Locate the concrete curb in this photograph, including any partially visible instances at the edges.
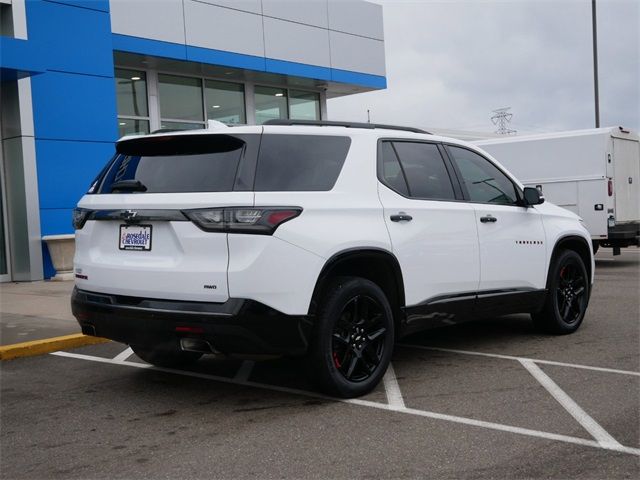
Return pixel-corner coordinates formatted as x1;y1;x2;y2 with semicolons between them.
0;334;110;360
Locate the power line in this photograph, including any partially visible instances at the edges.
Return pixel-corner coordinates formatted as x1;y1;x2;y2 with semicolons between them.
491;107;517;135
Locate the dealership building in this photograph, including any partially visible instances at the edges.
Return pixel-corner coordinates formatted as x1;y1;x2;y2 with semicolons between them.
0;0;386;282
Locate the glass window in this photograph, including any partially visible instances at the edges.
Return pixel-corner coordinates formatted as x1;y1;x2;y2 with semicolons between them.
100;135;248;193
255;135;351;191
115;69;148;117
118;119;149;138
205;80;245;125
255;86;288;124
158;74;204;122
380;142;409;196
392;142;455;200
289;90;320;120
448;146;518;204
160;121;204;131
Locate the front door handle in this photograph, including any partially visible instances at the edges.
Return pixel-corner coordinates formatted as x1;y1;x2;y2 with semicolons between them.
480;215;497;223
390;213;413;222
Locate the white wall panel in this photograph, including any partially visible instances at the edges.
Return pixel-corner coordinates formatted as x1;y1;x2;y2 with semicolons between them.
328;0;383;40
184;0;264;57
196;0;262;14
110;0;186;44
263;17;330;67
329;30;385;75
262;0;328;28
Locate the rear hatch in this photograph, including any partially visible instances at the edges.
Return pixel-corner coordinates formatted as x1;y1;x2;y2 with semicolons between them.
74;131;259;302
612;135;640;223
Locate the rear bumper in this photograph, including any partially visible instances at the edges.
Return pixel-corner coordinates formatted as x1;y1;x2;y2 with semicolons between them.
606;222;640;246
71;288;312;356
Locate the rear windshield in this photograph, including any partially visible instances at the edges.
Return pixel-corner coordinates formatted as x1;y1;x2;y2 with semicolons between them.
98;134;247;193
255;135;351;191
95;132;351;194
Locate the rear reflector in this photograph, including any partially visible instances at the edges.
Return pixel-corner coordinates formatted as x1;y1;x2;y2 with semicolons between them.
175;326;205;334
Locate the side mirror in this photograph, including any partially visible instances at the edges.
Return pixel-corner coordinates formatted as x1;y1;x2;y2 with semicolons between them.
523;186;545;206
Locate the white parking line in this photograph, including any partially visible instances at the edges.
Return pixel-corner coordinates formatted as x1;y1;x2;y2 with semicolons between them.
519;359;623;449
398;344;640;377
382;363;406;409
112;347;133;363
49;350;640;456
233;360;255;383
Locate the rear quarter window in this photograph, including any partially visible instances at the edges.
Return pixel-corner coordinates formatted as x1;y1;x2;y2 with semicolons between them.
254;134;351;191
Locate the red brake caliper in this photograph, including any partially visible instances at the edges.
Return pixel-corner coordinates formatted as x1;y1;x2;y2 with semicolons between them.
333;351;342;368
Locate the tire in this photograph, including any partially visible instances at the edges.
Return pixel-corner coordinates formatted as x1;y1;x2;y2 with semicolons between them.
532;249;590;334
308;277;395;398
592;241;600;255
130;342;203;368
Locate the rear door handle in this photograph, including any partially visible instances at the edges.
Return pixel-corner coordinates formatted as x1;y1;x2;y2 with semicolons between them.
480;215;497;223
390;213;413;222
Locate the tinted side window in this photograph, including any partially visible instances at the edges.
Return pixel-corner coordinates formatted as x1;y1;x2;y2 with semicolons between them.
380;141;409;196
255;135;350;191
392;142;456;200
448;146;519;205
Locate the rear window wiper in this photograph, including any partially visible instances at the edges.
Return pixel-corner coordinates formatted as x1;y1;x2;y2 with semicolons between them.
110;179;147;192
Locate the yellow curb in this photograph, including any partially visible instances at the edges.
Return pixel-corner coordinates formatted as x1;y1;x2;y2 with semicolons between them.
0;334;110;360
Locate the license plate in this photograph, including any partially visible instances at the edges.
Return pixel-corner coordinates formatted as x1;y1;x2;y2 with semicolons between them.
119;225;152;251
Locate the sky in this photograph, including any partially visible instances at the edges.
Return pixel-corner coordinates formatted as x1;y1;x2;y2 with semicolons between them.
328;0;639;135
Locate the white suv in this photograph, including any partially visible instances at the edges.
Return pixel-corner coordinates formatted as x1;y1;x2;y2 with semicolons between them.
71;120;594;398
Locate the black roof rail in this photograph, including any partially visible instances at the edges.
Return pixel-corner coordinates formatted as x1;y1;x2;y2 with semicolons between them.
263;119;431;135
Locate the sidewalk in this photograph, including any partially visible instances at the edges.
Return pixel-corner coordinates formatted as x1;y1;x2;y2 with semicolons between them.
0;280;79;345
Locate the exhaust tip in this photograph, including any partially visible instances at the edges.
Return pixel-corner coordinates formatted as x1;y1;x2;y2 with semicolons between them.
179;338;218;354
81;324;97;336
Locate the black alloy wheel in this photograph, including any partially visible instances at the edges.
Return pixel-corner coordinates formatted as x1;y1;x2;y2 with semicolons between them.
331;295;388;382
309;277;395;398
556;260;587;325
533;249;589;334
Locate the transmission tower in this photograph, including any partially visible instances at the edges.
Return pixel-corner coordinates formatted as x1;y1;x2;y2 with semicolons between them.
491;107;517;135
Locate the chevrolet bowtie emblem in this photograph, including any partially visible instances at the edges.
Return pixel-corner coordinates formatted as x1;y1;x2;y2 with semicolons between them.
121;210;138;221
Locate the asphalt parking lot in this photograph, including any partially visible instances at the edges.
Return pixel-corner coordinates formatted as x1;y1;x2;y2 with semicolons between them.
1;249;639;479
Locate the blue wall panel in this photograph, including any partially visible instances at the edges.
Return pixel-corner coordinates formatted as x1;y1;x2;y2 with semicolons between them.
31;71;117;142
45;0;110;12
265;58;331;82
187;46;266;72
28;0;114;77
39;208;75;237
35;139;114;209
25;0;117;277
331;68;387;89
112;34;187;61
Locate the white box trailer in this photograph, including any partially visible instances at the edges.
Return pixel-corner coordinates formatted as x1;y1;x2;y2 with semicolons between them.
475;127;640;254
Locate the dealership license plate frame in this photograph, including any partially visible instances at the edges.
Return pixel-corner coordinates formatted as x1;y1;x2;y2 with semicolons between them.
119;224;153;251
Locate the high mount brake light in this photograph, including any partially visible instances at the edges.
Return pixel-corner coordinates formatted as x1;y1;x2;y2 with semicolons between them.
184;207;302;234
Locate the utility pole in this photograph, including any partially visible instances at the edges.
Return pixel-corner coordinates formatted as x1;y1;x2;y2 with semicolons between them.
491;107;517;135
592;0;600;128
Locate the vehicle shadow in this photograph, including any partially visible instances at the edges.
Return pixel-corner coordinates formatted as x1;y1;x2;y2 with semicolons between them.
399;314;545;352
595;258;639;268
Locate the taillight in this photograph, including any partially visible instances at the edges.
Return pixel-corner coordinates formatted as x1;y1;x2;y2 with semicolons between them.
72;208;93;230
184;207;302;234
608;179;613;196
